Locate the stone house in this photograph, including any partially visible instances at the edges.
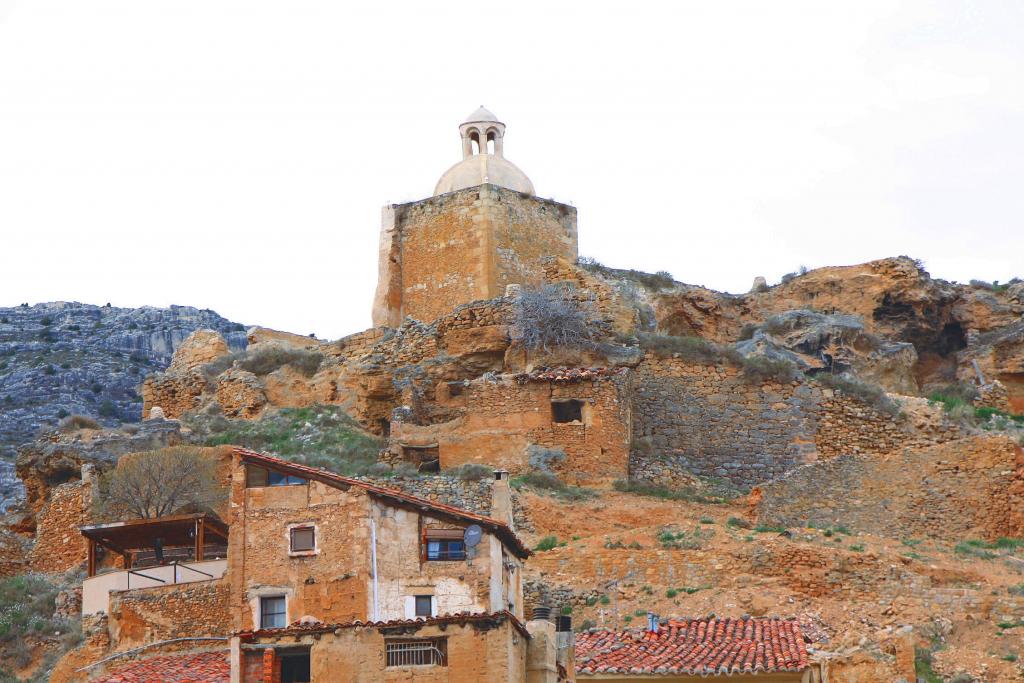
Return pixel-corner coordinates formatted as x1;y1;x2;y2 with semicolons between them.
387;368;632;485
226;448;568;682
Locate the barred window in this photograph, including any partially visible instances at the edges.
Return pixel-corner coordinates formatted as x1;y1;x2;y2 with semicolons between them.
385;638;447;667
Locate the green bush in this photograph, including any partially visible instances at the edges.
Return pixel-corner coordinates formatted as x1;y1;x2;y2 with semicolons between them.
534;536;559;552
612;479;731;505
739;356;800;384
814;374;898;416
98;400;117;418
191;404;382;477
449;463;493;482
0;573;79;670
636;333;742;365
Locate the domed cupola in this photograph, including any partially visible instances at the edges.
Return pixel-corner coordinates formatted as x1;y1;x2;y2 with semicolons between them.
434;107;535;196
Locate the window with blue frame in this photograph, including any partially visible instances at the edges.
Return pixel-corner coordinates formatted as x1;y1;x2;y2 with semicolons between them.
424;529;466;561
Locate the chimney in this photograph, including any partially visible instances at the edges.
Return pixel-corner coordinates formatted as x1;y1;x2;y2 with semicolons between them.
647;612;659;633
492;469;514;530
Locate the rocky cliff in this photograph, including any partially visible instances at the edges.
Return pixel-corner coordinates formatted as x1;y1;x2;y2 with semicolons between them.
0;302;246;503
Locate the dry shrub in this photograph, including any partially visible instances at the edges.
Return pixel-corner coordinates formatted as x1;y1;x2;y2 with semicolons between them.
58;414;100;432
202;346;322;379
97;446;225;520
637;333;742;365
815;374;899;416
513;285;597;352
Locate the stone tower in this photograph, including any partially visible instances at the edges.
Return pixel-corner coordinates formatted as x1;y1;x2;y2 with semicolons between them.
372;107;578;327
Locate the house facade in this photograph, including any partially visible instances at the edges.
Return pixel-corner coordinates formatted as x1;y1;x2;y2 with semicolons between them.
225;448;566;683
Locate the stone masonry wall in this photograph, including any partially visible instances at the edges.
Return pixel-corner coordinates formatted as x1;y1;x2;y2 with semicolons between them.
30;478;90;573
373;184;577;327
755;435;1024;541
390;373;631;485
631;357;955;489
107;579;230;651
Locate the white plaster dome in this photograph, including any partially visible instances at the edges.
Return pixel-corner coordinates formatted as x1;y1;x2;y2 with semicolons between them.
434;154;535;196
433;106;535;196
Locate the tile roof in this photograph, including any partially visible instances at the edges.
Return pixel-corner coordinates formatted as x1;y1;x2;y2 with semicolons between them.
95;651;229;683
239;610;530;640
575;617;809;677
235;448;529;558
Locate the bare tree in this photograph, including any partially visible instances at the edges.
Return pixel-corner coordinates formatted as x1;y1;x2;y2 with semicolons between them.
98;446;224;519
513;284;597;352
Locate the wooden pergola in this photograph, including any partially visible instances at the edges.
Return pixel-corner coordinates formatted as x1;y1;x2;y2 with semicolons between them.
80;513;229;577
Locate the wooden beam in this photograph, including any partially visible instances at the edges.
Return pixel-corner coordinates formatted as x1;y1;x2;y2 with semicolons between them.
196;518;205;562
87;538;96;577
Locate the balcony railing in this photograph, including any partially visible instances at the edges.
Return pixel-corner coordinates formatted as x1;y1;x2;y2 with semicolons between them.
82;558;227;615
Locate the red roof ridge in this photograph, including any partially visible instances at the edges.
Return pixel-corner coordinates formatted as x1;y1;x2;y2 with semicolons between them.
234;448;530;558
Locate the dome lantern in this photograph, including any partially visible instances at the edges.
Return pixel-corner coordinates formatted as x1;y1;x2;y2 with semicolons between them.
435;106;534;196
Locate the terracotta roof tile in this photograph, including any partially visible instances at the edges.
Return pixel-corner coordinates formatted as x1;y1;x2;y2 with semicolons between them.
239;610;530;640
575;617;809;676
234;448;529;558
96;651;229;683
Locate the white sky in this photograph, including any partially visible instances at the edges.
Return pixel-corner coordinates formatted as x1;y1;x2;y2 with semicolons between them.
1;1;1021;339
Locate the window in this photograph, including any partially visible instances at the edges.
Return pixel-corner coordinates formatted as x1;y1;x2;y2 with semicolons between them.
246;466;306;488
414;595;432;618
552;399;584;423
260;596;286;629
424;529;466;561
269;470;306;486
290;527;315;553
385;638;448;667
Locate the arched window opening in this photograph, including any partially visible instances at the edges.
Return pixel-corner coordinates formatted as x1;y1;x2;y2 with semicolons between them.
469;130;481;155
486;131;496;155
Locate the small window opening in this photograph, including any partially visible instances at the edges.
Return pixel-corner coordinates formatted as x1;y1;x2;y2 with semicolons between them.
279;649;311;683
414;595;433;617
378;417;391;438
401;445;439;473
246;465;306;488
290;527;315;553
470;131;480;155
486;131;495;154
386;638;448;667
260;596;286;629
552;399;584;424
447;381;464;397
424;529;466;561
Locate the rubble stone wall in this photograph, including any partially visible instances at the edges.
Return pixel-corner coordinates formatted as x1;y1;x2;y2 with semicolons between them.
108;580;230;651
30;479;90;573
630;357;960;488
390;374;631;485
755;435;1024;540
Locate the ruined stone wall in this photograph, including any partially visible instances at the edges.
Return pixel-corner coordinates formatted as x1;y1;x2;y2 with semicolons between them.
631;357;956;488
631;358;820;487
390;374;631;485
358;475;493;517
141;370;207;419
373;185;577;327
30;478;90;573
755;435;1024;541
107;580;230;651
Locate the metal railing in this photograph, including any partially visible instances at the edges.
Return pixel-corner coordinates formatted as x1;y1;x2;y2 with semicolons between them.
385;639;447;667
124;561;217;590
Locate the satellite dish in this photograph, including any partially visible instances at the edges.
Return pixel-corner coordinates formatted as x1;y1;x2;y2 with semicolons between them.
464;524;483;547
